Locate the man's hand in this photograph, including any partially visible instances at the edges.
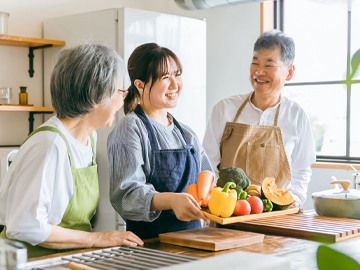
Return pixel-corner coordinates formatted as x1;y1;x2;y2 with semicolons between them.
290;194;303;213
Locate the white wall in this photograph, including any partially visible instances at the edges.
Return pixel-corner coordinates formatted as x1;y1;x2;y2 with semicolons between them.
1;0;259;137
0;16;44;145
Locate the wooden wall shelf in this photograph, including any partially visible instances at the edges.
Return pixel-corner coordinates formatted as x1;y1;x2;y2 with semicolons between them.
0;34;65;77
0;106;53;112
0;106;54;137
0;35;63;144
0;35;62;145
0;34;65;48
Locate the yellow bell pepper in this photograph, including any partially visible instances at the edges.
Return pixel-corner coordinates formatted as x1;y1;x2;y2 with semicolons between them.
208;182;237;218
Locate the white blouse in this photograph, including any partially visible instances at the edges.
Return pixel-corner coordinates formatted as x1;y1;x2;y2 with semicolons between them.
0;116;96;245
202;92;316;203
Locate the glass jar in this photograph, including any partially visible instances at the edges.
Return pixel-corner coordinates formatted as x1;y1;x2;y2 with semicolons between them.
0;87;11;104
0;12;10;35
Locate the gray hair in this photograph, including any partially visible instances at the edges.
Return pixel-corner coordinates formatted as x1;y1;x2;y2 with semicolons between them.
50;43;125;118
254;30;295;66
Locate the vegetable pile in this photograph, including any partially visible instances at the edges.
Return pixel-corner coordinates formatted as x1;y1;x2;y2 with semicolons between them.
209;167;279;217
186;167;294;219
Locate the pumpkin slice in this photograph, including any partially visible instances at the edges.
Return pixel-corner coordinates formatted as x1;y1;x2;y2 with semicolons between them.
261;177;295;210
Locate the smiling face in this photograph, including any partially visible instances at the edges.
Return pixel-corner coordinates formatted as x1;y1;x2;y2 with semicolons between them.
141;57;183;111
249;47;295;99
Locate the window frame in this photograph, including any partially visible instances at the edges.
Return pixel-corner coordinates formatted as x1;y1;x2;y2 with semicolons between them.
278;0;360;164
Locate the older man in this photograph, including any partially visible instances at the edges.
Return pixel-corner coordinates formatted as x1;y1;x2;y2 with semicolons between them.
203;30;316;208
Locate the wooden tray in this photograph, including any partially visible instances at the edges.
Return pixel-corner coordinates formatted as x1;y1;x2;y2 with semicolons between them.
159;227;264;251
222;212;360;243
202;208;299;225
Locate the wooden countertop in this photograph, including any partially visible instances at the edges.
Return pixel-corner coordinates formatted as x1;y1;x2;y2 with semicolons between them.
29;233;360;270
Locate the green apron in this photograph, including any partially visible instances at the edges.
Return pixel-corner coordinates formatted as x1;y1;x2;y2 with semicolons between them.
0;126;99;258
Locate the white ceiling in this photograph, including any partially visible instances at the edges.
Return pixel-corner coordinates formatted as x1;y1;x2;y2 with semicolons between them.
2;0;358;19
1;0;76;12
0;0;161;20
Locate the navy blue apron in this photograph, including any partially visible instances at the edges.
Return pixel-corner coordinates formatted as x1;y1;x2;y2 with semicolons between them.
126;105;201;239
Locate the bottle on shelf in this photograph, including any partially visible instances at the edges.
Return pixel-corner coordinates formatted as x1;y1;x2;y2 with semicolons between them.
19;86;28;105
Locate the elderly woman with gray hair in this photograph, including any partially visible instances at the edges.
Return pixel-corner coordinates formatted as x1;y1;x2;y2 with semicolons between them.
0;43;143;258
203;30;316;210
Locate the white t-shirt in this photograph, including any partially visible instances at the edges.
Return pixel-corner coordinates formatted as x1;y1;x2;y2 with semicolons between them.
202;92;316;203
0;116;97;245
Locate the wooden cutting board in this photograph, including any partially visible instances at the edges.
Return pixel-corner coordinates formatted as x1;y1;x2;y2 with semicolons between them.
222;212;360;243
158;227;264;251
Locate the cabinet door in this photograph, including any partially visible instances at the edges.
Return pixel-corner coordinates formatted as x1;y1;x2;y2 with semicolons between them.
43;9;118;233
120;8;207;141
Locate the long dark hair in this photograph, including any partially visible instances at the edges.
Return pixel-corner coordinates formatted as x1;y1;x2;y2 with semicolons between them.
124;43;182;115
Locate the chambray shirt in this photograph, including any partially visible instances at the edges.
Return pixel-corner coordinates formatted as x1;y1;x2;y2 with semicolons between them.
107;112;213;222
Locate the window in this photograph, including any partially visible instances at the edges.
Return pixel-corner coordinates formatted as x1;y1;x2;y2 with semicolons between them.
280;0;360;163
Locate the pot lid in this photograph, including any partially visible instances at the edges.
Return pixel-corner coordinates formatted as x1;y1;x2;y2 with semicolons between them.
312;179;360;199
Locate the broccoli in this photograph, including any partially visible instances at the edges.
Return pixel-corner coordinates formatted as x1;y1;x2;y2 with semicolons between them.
217;166;250;191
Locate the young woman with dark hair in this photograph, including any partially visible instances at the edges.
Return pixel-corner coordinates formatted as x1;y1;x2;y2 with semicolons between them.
107;43;212;239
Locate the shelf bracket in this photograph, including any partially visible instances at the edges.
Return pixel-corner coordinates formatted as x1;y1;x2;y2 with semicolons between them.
28;44;53;77
28;111;54;134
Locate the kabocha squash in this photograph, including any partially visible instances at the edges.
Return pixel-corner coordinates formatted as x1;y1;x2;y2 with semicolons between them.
261;177;295;210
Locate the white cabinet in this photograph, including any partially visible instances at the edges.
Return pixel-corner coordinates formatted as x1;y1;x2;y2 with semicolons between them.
43;8;206;232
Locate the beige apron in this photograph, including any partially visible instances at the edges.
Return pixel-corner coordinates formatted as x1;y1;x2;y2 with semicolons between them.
218;92;291;189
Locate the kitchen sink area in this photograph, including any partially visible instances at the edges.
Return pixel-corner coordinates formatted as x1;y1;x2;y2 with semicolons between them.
25;246;199;270
24;244;292;270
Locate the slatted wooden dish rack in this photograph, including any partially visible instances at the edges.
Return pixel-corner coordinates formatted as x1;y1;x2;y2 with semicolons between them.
222;211;360;243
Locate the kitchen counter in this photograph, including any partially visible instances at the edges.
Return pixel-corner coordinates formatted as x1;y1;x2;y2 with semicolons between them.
28;233;360;270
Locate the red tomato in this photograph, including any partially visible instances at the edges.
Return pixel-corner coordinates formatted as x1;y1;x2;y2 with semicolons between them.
233;200;251;216
246;196;263;214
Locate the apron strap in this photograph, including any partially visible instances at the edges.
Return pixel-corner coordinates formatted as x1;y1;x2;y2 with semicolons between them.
233;91;281;127
89;133;97;165
233;92;254;123
22;126;76;170
273;104;281;127
168;113;190;146
134;105;160;151
134;105;191;149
